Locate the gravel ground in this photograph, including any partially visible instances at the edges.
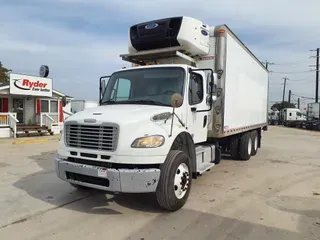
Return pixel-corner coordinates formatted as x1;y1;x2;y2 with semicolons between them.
0;126;319;240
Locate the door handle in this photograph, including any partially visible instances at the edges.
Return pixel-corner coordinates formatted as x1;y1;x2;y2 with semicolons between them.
191;107;197;112
203;116;207;128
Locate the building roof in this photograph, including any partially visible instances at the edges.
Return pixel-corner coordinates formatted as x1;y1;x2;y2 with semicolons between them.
0;81;73;98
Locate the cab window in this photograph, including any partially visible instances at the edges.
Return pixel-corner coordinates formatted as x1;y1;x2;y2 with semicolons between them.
189;73;204;105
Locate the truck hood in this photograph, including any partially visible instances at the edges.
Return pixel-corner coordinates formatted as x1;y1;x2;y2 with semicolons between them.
65;104;172;124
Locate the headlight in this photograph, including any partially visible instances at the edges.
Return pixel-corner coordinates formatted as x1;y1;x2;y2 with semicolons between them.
131;135;165;148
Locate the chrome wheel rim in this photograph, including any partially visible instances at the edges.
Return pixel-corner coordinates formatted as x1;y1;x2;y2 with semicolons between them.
174;163;190;199
248;138;252;155
254;135;258;151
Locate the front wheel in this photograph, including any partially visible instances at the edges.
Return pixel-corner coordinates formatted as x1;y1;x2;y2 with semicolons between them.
156;150;192;211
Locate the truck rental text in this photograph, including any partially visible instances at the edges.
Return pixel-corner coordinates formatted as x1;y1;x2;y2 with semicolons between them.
55;16;269;211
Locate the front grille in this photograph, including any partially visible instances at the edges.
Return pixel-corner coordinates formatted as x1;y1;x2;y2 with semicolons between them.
65;124;119;151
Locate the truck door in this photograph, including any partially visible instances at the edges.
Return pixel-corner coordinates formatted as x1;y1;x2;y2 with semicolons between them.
186;71;209;143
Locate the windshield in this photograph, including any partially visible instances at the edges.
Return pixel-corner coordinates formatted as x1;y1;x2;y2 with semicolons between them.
101;67;185;107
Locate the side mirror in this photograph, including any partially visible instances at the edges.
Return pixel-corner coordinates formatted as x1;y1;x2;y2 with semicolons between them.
170;93;183;108
99;76;110;104
101;80;106;97
61;96;67;107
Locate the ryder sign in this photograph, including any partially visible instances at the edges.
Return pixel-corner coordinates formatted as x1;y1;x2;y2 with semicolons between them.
10;73;53;97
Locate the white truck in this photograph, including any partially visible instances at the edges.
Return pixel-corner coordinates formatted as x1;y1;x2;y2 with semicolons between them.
280;107;306;127
268;109;280;125
56;16;269;211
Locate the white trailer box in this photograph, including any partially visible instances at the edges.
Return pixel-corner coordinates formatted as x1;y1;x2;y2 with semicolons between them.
207;28;268;137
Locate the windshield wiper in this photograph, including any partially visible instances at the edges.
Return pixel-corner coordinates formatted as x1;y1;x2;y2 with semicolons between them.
101;99;169;106
100;100;117;105
124;100;169;106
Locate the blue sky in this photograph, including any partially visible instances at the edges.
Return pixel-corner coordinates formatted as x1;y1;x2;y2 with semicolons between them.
1;0;320;109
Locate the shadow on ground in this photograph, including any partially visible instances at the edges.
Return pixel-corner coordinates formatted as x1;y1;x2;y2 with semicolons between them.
12;151;320;239
13;151;164;216
125;207;318;240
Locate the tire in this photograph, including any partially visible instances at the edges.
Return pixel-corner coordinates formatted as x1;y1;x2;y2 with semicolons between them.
251;131;258;156
239;132;252;161
230;136;240;159
156;150;192;211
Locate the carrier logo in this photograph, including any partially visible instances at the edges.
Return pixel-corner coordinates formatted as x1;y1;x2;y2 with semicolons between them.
13;78;50;92
145;22;158;29
201;30;209;36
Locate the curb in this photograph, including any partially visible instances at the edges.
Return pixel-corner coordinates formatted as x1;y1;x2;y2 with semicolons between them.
12;139;49;145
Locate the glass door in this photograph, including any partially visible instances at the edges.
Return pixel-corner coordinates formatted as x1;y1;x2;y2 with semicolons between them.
12;98;24;124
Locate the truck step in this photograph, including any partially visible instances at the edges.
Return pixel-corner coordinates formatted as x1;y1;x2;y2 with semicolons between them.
195;144;216;175
197;162;215;175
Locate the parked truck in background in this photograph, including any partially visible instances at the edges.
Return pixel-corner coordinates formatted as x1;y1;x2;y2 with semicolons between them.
56;16;269;211
303;102;320;130
268;109;280;125
280;107;306;128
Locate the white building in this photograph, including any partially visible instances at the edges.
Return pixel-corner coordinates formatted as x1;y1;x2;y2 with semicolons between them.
0;73;72;138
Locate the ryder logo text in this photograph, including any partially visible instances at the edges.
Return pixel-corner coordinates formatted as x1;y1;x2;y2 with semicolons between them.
14;79;50;92
10;73;52;97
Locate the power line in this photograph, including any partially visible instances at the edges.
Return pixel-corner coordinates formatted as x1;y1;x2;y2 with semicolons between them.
270;70;315;74
291;93;315;100
272;59;312;66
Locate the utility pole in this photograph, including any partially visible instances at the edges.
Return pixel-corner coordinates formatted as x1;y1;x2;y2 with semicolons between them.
262;60;275;70
282;77;288;102
262;60;274;113
297;98;300;109
309;48;319;102
317;48;319;103
288;90;291;103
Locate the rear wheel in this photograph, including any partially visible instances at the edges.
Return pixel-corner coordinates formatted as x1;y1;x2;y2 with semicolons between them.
230;137;240;159
251;131;258;156
239;132;252;161
156;150;192;211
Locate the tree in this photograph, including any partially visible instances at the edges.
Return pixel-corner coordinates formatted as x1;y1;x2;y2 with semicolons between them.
271;101;296;111
0;61;11;83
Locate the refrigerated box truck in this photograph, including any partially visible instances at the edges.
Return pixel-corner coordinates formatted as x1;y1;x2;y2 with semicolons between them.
56;16;269;211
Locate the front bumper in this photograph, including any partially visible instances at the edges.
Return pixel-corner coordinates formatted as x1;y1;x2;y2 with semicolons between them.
55;156;161;193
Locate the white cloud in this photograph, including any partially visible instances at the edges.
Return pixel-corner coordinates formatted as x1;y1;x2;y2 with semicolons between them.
1;0;320;106
0;4;129;100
